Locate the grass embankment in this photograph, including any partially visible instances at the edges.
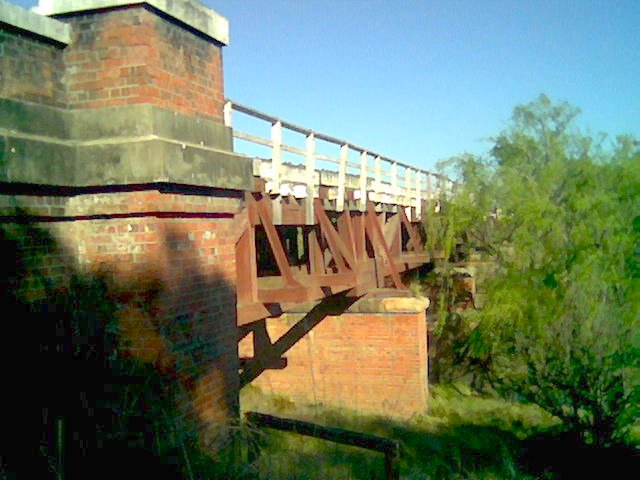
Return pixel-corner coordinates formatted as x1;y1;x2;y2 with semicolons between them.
239;384;559;480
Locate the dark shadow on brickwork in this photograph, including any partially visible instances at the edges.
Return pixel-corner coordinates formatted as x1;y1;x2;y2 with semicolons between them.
0;211;240;479
238;295;357;388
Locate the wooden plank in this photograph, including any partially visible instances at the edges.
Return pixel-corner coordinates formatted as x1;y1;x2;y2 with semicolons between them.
251;195;301;287
233;131;273;148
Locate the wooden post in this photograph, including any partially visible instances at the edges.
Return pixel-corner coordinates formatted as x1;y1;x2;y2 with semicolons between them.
374;155;382;202
305;132;315;224
415;170;422;221
390;161;398;205
224;100;233;128
426;172;432;202
359;151;368;212
271;120;283;224
404;167;411;208
337;143;348;212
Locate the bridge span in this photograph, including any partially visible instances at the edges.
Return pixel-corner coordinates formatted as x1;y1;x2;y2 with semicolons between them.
222;102;448;324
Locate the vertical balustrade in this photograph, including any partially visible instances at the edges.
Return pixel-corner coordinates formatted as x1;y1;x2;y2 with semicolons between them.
390;162;398;206
271;120;283;223
224;100;233;128
404;167;411;207
305;132;316;224
415;170;422;220
337;144;348;212
226;102;453;217
359;151;368;212
374;155;382;202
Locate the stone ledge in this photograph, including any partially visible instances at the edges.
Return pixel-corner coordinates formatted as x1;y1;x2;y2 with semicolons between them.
1;134;252;190
34;0;229;45
0;98;233;150
0;0;71;44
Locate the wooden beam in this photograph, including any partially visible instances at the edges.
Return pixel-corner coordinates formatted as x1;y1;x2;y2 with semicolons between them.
365;202;405;289
399;208;423;253
337;208;356;264
251;195;301;287
314;198;356;270
257;284;349;304
245;412;400;480
352;213;366;262
237;302;282;326
308;227;326;275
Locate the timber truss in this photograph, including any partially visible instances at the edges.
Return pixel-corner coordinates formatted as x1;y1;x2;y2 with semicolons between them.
235;194;430;325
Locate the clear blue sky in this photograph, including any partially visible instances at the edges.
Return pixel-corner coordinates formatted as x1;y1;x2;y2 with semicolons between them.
14;0;640;171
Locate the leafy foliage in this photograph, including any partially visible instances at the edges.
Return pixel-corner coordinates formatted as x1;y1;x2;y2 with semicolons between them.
426;94;640;447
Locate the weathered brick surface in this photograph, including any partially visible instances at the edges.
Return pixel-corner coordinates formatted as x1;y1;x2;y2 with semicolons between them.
61;7;224;119
239;311;429;418
1;189;241;434
1;6;224;118
0;29;67;107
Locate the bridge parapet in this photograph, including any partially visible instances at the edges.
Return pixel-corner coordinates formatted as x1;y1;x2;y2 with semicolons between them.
225;101;454;223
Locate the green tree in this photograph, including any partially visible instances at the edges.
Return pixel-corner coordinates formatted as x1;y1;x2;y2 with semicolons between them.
427;95;640;447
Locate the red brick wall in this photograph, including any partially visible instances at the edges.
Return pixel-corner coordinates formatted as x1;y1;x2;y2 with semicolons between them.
1;188;242;438
0;29;67;107
61;7;224;119
239;311;428;418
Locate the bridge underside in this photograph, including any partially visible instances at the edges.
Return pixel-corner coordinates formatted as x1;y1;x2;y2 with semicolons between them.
235;193;430;325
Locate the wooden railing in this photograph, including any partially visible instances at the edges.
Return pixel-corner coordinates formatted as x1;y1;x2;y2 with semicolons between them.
224;100;453;223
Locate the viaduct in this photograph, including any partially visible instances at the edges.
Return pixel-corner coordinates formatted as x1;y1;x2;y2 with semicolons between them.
0;0;452;456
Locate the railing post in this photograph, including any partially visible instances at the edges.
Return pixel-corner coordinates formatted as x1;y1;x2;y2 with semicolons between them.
390;162;398;206
374;155;382;202
337;143;348;212
404;167;411;208
415;170;422;221
271;120;283;223
224;100;233;128
305;132;316;224
359;151;368;212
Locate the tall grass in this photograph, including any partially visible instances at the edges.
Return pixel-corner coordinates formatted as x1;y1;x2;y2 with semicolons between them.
239;384;558;479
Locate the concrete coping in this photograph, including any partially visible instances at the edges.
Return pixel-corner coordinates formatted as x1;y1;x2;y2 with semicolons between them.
0;0;71;44
33;0;229;45
348;292;431;313
287;290;431;314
